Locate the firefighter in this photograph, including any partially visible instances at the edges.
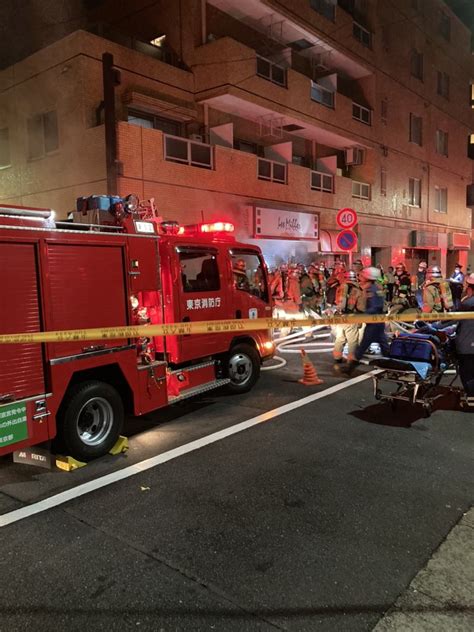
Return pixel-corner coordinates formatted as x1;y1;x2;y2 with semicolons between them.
449;263;464;310
456;273;474;410
286;263;301;305
391;263;413;313
342;267;389;375
269;267;284;299
233;258;250;291
413;260;428;308
333;269;364;368
326;261;346;306
422;266;453;314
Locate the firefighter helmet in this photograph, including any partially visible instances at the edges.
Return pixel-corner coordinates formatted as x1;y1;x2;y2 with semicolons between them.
426;265;442;280
344;270;358;282
465;273;474;287
361;266;380;281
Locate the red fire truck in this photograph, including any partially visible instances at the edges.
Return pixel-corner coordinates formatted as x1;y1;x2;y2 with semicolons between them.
0;196;274;461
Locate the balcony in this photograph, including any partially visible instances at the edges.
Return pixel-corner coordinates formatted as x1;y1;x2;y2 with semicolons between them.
164;134;213;169
117;123;376;224
87;23;186;69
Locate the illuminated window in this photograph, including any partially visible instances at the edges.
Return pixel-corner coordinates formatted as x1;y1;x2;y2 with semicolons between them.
150;35;166;47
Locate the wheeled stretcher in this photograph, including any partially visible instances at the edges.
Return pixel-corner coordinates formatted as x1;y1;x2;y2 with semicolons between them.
371;331;456;417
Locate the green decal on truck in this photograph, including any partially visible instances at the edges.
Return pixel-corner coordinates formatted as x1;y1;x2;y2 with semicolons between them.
0;403;28;447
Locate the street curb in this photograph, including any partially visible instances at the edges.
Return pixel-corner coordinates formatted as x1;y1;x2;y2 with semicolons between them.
373;507;474;631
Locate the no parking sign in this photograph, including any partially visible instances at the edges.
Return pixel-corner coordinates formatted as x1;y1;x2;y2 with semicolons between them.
336;229;358;251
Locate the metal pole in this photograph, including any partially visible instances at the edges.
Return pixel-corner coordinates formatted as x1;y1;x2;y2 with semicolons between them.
102;52;118;195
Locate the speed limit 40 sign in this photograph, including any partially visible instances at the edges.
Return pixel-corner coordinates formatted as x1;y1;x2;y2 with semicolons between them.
336;207;358;230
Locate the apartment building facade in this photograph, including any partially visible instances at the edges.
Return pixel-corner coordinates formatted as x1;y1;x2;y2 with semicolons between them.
0;0;473;273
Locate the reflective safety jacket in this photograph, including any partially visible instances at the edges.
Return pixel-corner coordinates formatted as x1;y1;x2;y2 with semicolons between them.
335;282;364;313
422;281;453;313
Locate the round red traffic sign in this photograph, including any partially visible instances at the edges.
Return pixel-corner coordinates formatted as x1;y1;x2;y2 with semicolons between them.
336;207;358;230
336;229;358;251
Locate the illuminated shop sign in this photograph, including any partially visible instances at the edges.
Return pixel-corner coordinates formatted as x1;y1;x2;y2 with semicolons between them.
254;207;319;240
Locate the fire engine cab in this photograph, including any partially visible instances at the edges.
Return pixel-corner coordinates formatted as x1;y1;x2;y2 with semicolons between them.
0;195;274;461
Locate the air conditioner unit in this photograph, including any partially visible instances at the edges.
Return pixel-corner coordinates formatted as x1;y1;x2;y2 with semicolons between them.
345;147;364;166
190;133;204;142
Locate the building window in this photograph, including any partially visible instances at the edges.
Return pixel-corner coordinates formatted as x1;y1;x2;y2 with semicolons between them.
27;111;58;159
381;98;388;124
468;134;474;160
311;82;335;108
380;168;387;196
257;158;287;184
409;113;422;146
352;102;371;125
410;49;423;80
436;129;448;157
434;186;447;213
437;71;450;99
352;180;370;199
256;56;287;87
311;170;334;193
408;178;421;207
128;110;182;136
353;21;371;48
439;12;450;41
0;128;10;168
310;0;336;21
164;134;213;169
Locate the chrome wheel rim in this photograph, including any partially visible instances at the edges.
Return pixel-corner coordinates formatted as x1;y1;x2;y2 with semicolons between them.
228;352;253;386
77;397;114;446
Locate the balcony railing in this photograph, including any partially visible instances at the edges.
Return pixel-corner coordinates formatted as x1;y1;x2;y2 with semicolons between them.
256;55;287;87
258;158;287;184
311;170;334;193
88;23;185;69
164;134;213;169
310;82;335;108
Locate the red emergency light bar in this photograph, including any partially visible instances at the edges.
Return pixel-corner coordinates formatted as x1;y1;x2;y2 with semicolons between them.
200;222;234;233
177;221;235;235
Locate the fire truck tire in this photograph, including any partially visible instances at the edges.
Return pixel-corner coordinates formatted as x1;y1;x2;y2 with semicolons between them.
58;381;124;461
226;344;260;394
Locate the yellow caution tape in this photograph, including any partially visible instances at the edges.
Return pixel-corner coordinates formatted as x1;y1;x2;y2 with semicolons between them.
0;311;473;345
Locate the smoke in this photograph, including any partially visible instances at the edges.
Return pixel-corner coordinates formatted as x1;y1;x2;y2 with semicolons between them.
246;237;319;269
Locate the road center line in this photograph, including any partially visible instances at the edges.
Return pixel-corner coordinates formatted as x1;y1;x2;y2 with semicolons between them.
0;372;374;528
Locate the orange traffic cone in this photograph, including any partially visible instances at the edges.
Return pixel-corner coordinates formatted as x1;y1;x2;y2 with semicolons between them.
298;349;323;385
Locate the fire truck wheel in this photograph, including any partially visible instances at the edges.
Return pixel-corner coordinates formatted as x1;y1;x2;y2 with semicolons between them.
226;344;260;394
58;381;124;461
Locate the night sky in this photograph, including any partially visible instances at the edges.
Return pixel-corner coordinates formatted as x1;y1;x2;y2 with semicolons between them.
447;0;474;32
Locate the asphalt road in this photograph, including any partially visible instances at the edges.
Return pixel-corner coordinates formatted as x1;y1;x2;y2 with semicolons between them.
0;345;473;631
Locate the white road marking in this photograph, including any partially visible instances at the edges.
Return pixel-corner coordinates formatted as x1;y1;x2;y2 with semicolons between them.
0;372;375;528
